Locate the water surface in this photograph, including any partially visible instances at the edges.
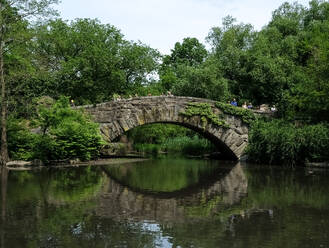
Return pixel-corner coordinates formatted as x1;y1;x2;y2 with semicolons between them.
1;158;328;247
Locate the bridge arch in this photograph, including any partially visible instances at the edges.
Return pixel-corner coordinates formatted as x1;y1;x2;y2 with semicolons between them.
81;96;250;160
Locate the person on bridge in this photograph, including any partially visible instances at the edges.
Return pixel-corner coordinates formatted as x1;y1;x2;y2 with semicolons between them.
271;105;277;112
230;98;237;106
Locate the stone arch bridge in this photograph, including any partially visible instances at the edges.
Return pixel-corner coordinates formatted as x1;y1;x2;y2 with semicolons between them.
80;96;252;160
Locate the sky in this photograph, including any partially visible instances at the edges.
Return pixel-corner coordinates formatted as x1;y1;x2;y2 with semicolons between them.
56;0;311;55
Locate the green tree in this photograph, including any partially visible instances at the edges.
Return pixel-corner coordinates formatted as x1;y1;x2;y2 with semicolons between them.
33;19;160;104
206;16;254;102
171;63;229;101
160;37;208;92
164;37;208;67
159;37;229;100
290;0;329;121
0;0;59;165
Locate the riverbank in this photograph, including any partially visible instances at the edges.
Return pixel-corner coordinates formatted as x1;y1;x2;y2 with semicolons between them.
5;158;149;171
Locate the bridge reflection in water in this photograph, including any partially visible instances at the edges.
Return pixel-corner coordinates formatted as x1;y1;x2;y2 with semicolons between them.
96;162;248;223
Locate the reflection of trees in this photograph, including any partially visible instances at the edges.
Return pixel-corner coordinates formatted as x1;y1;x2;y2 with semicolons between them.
3;166;107;247
7;167;105;206
208;166;329;248
245;167;329;209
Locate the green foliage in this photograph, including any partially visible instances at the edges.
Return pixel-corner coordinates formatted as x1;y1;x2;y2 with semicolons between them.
170;64;229;101
215;102;256;124
6;96;104;162
163;37;208;67
133;136;215;157
133;143;160;156
130;81;163;97
246;119;329;165
180;102;255;134
127;123;192;144
159;37;229;101
6;117;36;160
204;1;329;122
161;135;215;156
129;124;215;156
5;95;105;162
180;103;228;128
32;18;160;105
34;96;104;162
4;0;329;165
206;16;254;100
1;0;60;120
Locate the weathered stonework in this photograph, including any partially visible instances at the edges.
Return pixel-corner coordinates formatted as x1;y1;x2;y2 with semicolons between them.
79;96;251;160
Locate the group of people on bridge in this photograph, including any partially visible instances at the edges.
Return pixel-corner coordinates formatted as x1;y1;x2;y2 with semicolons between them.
230;99;253;109
230;98;276;112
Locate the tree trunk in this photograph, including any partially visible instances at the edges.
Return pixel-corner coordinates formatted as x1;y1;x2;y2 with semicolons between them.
0;40;9;166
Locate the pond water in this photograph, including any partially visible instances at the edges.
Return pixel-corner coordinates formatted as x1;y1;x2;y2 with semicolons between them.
1;158;328;248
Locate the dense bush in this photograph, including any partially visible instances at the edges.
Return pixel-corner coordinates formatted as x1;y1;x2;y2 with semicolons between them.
6;97;104;162
7;118;36;160
34;96;104;161
246;120;329;165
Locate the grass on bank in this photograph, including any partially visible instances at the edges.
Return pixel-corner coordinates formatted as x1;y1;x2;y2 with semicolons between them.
246;119;329;166
133;135;216;157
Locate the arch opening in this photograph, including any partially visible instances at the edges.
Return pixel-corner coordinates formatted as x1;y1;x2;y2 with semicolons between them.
113;122;238;160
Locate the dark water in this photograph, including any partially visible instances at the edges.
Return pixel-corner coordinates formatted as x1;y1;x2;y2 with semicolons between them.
1;158;328;248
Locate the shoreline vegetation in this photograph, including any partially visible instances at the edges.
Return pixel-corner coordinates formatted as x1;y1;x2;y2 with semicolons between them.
246;120;329;166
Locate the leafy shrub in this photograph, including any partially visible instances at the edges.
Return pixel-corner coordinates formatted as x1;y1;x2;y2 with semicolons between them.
5;96;104;162
34;96;104;162
246;119;329;165
6;117;36;160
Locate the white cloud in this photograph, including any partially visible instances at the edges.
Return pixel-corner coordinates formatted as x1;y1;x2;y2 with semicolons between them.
57;0;310;55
